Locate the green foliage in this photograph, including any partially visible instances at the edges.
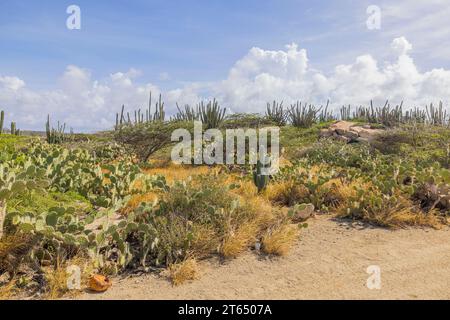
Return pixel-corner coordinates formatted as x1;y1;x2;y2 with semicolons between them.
281;136;450;216
222;113;275;129
115;121;193;162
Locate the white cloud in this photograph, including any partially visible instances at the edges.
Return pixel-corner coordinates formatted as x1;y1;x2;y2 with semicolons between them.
380;1;450;60
390;37;412;56
0;37;449;131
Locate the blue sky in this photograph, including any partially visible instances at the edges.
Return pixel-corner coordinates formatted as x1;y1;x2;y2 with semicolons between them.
2;0;440;89
1;0;450;131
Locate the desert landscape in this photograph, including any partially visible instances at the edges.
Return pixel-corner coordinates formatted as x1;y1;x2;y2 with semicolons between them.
0;99;449;299
1;1;450;302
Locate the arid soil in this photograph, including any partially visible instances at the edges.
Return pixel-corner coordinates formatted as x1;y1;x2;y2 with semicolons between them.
80;215;450;300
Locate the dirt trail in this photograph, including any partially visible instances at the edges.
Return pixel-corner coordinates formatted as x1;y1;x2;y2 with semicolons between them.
80;215;450;300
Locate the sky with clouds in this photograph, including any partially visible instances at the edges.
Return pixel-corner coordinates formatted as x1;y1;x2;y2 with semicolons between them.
1;0;450;131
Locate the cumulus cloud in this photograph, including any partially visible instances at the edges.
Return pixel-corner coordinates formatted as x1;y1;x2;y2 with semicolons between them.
0;37;449;131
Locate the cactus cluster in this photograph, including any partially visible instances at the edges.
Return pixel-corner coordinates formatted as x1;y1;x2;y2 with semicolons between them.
339;100;449;127
115;92;166;130
289;101;322;128
172;103;200;122
265;100;288;126
171;99;227;129
0;110;21;135
45;115;67;144
199;99;226;129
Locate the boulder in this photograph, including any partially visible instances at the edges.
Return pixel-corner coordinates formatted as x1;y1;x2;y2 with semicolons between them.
350;126;384;141
319;121;385;144
329;121;354;133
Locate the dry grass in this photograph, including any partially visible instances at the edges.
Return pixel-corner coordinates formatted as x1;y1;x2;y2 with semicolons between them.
43;263;70;300
336;189;442;229
363;203;442;229
43;256;93;299
0;280;16;300
167;257;199;286
122;192;159;214
265;181;309;207
262;223;299;256
221;222;259;258
143;163;213;184
0;233;33;275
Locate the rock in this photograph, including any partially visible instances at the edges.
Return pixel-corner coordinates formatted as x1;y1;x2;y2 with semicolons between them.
334;135;351;143
290;203;315;222
341;130;359;141
319;121;386;144
350;126;383;141
329;121;354;133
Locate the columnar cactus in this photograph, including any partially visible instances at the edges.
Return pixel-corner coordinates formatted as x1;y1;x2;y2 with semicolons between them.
152;94;165;121
0;110;4;134
10;122;16;135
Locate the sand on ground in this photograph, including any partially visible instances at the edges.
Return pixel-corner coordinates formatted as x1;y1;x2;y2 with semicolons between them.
80;215;450;300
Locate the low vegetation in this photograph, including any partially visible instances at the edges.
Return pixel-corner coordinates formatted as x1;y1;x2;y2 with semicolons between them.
0;97;449;298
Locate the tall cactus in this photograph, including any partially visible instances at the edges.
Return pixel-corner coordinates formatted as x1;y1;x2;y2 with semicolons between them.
152;94;165;121
10;122;16;135
0;110;4;134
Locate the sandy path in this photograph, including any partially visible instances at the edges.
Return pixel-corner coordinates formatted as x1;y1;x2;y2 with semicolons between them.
80;215;450;300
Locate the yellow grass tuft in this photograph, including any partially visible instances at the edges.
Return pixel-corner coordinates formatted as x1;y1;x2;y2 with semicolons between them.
221;222;259;258
336;189;442;229
43;264;70;300
167;258;199;286
123;192;159;214
265;181;308;207
143;164;213;184
262;223;299;256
